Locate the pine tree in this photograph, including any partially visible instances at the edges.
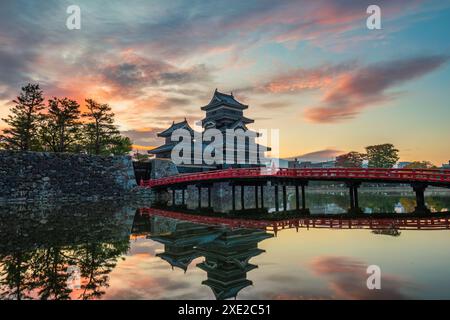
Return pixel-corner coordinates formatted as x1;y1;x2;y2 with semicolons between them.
40;98;81;152
1;84;45;151
82;99;131;155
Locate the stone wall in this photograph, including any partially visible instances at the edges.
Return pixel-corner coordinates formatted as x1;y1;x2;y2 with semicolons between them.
0;151;143;204
150;158;179;179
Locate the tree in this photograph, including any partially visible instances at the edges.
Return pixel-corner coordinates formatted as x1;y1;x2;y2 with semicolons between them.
404;161;436;169
0;250;35;300
1;84;45;151
40;98;81;152
133;151;150;162
335;151;366;168
82;99;131;155
366;143;399;168
107;136;132;156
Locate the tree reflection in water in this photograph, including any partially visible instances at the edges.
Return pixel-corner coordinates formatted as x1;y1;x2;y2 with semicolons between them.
0;203;133;300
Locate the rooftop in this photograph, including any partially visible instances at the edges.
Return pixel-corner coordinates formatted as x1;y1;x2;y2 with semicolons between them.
157;119;193;137
201;89;248;111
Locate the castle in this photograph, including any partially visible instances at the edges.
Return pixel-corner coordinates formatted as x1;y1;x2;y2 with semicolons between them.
148;89;270;170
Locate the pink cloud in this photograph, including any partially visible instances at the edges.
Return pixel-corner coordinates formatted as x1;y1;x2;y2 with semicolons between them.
310;256;415;299
304;55;449;123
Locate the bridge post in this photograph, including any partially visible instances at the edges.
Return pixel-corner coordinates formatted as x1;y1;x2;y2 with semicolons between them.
301;184;307;212
283;185;287;211
354;185;359;209
232;184;236;212
412;183;430;214
349;186;354;209
182;188;185;205
346;182;362;214
207;185;212;209
255;185;259;209
294;181;309;214
274;184;279;212
172;189;176;206
260;185;265;209
241;185;245;210
197;185;202;209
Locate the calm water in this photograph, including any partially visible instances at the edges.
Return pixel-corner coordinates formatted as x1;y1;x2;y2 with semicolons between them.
1;191;450;300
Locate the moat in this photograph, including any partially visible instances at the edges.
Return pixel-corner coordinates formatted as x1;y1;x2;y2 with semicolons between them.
1;189;450;300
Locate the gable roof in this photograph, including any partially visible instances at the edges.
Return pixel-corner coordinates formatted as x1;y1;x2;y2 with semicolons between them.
201;89;248;111
157;119;193;137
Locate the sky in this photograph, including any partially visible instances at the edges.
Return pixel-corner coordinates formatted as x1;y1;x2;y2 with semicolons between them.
0;0;449;164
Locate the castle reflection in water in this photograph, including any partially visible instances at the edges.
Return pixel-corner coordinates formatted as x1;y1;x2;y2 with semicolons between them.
132;210;273;300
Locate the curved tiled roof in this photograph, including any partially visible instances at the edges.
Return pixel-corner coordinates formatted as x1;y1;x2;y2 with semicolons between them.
157;119;193;137
201;89;248;111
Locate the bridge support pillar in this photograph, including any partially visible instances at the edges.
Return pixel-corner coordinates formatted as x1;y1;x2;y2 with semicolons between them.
282;185;287;211
172;189;176;206
274;184;279;212
294;182;309;214
346;182;362;214
182;188;185;205
260;185;264;209
197;186;202;209
301;184;306;210
412;183;430;214
255;185;259;209
208;185;212;209
232;184;236;212
241;186;245;210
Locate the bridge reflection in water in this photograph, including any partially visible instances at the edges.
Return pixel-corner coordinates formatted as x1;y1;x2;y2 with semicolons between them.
2;202;450;300
135;206;450;299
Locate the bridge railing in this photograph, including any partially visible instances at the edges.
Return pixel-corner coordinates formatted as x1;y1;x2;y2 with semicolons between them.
139;207;450;231
140;167;450;187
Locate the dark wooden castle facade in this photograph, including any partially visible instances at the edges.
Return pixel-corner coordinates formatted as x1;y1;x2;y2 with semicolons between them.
148;90;270;169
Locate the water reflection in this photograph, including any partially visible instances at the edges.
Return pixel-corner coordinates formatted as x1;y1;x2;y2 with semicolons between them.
0;203;133;300
134;211;273;299
302;191;450;214
1;195;450;300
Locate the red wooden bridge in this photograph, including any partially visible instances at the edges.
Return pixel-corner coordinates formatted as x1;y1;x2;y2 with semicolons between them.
140;167;450;188
140;168;450;214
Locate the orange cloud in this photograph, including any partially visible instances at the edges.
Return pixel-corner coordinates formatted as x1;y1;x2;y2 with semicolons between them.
310;256;415;299
304;55;449;123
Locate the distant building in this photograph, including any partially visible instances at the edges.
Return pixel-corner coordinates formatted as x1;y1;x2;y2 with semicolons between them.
396;161;412;169
148;89;270;169
288;159;335;169
442;161;450;169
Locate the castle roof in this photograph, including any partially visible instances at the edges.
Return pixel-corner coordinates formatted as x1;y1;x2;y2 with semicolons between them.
201;89;248;111
157;119;193;137
148;143;177;155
